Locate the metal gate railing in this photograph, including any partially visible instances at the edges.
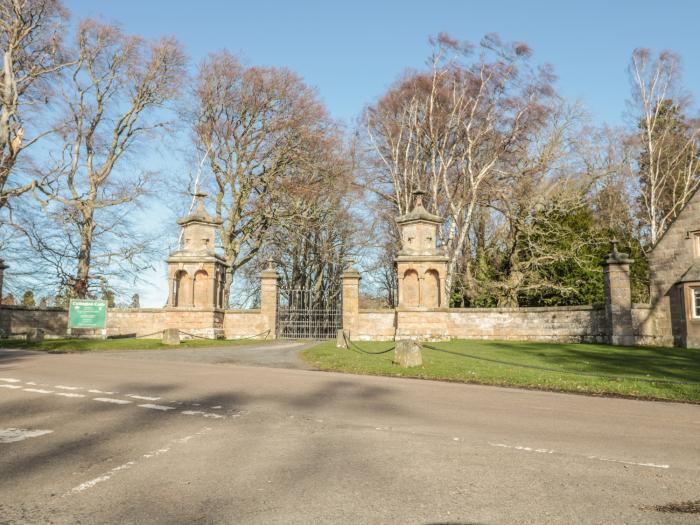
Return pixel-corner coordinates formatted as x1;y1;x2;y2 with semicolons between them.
276;288;342;340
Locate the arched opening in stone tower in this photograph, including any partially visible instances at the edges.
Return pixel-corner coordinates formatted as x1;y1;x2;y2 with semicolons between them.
403;269;419;307
193;269;209;308
423;269;440;308
174;270;192;307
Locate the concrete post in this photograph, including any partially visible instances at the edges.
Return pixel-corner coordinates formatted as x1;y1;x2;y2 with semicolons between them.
602;240;634;346
0;259;7;304
341;261;361;337
260;259;280;339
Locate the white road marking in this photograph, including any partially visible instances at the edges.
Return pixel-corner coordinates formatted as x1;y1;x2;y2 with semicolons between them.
56;392;85;398
489;442;670;469
55;385;83;391
93;397;130;405
138;404;174;411
182;410;205;416
586;455;670;469
211;405;222;409
88;389;116;395
0;378;21;383
127;394;161;401
25;381;37;385
0;428;53;443
23;388;54;394
490;443;554;454
0;384;22;389
66;427;211;495
181;410;224;418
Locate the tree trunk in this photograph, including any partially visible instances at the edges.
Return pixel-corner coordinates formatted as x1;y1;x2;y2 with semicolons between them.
74;213;95;298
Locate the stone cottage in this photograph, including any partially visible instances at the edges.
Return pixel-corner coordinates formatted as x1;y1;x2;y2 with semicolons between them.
640;187;700;348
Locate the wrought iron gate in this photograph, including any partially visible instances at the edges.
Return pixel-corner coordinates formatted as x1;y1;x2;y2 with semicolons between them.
276;288;342;339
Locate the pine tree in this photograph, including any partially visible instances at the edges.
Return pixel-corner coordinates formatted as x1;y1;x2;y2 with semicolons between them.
130;293;140;308
21;290;35;307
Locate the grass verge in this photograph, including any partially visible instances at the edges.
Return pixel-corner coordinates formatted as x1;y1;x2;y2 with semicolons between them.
300;339;700;403
0;337;265;353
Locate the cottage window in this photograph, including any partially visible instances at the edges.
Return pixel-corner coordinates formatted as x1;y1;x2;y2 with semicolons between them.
693;288;700;318
694;232;700;257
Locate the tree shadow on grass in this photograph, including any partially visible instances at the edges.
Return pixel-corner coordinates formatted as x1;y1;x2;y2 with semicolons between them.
449;340;700;383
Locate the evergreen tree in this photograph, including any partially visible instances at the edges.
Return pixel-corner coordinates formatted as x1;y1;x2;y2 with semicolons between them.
130;293;140;308
21;290;35;307
101;289;116;308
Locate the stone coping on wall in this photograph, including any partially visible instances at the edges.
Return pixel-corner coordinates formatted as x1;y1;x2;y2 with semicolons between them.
0;305;264;314
389;304;605;313
0;304;67;311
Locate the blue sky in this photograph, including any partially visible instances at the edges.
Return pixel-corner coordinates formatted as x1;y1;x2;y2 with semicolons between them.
59;0;700;306
66;0;700;126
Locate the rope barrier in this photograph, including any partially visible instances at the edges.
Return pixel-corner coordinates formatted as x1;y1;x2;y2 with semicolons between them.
421;343;700;386
343;331;395;355
177;329;271;341
133;330;164;339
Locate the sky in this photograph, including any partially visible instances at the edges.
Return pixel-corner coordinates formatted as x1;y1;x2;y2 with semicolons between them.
58;0;700;306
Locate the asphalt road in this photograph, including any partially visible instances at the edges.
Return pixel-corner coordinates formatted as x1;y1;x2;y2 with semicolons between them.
0;344;698;524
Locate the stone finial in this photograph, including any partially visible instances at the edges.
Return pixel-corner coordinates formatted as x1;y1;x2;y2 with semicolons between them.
611;238;619;257
602;238;633;265
194;192;208;214
260;258;280;279
342;258;361;278
412;189;426;211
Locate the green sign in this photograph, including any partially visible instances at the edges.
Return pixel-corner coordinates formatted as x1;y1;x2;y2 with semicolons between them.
69;299;108;329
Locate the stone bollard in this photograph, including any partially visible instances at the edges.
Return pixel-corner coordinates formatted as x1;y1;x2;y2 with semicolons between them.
336;329;348;348
393;339;422;368
27;328;45;343
162;328;180;345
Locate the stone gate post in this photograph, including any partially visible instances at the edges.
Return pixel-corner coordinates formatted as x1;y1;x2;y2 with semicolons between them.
341;261;361;337
260;260;280;338
602;240;634;346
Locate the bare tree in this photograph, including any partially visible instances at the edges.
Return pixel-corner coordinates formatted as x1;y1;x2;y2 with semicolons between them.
32;20;185;297
0;0;68;211
364;33;556;298
193;50;336;305
629;48;700;246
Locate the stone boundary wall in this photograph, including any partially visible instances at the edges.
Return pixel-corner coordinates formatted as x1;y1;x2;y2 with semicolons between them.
0;302;675;346
223;309;268;339
357;309;396;341
0;305;68;337
631;304;673;347
0;305;269;340
352;305;608;343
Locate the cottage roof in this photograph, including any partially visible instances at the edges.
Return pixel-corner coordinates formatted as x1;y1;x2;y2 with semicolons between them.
677;262;700;283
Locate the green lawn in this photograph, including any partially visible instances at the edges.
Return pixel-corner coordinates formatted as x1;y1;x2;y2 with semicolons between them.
0;337;264;353
301;339;700;403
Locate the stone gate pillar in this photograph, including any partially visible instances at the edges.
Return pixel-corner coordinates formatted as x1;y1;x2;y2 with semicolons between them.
602;240;634;346
341;261;361;337
260;260;280;338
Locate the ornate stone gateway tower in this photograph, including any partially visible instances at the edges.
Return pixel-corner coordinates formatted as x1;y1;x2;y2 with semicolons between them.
394;190;449;340
166;193;228;310
395;191;449;308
